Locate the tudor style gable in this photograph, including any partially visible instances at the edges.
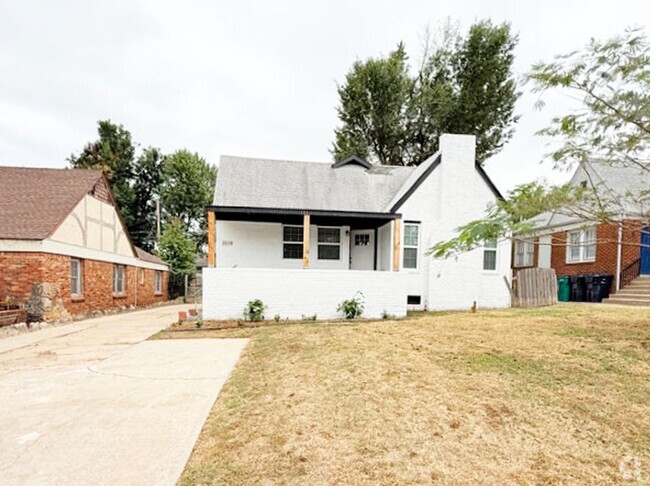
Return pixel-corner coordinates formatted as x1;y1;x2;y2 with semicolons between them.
49;178;134;258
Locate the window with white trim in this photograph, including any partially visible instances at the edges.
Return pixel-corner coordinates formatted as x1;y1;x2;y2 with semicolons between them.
566;227;596;263
70;258;83;296
317;227;341;260
154;271;162;294
403;224;419;269
283;225;303;259
113;265;125;294
483;239;497;271
514;240;534;267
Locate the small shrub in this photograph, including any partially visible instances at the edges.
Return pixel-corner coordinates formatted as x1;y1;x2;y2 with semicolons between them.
301;314;317;322
244;299;266;322
195;318;203;329
337;292;365;319
381;310;396;320
274;314;281;323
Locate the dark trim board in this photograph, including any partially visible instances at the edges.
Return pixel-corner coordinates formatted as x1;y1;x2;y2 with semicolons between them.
331;155;372;169
373;228;378;270
476;164;504;200
390;153;442;212
390;153;504;212
208;205;400;229
209;205;399;219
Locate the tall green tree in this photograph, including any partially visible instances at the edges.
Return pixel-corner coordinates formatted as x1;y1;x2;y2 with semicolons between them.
333;43;412;165
156;218;196;276
160;149;217;247
429;28;650;258
68;120;136;226
332;20;520;165
129;147;164;251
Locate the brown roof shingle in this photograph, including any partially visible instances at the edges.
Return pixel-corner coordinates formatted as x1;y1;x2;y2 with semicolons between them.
135;247;167;266
0;167;104;240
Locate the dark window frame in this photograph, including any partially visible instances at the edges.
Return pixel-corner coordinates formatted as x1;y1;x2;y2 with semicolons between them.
282;225;304;260
317;227;341;261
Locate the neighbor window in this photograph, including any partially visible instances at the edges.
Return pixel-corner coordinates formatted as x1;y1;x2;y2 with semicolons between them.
483;239;498;271
70;258;83;296
514;239;535;267
318;227;341;260
283;225;303;259
403;224;419;269
113;265;125;294
154;271;162;294
566;227;596;263
140;269;145;285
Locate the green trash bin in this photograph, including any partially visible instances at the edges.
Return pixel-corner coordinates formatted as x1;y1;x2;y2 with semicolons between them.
557;275;570;302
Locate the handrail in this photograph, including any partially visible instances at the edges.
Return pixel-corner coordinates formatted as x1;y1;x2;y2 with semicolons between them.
620;258;640;288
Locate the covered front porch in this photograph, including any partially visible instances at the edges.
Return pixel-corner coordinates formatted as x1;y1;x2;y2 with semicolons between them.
206;206;403;272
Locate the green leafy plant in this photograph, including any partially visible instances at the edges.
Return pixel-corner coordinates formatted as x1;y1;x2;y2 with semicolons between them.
273;314;281;323
195;318;203;329
381;310;396;320
337;292;365;319
301;314;317;322
244;299;266;322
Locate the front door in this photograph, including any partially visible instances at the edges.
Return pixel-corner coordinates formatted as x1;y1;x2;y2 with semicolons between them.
350;230;375;270
641;226;650;274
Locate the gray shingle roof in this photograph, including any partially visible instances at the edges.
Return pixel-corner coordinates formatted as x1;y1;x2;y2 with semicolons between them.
572;161;650;216
214;156;415;213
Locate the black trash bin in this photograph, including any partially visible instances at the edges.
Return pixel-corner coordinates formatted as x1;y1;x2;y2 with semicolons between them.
594;274;614;301
584;274;598;302
570;275;586;302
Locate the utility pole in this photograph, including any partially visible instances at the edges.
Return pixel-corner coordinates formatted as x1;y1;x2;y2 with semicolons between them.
155;198;161;248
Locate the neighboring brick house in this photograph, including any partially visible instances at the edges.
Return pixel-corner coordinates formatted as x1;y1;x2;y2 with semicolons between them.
0;167;169;319
513;161;649;295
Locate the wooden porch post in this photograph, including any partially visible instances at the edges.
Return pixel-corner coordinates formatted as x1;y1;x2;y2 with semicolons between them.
392;218;401;271
302;213;310;268
207;210;215;267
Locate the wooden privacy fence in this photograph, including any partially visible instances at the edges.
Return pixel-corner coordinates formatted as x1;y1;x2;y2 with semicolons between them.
512;268;558;307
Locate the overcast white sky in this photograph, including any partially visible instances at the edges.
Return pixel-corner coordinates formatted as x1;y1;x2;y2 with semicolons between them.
0;0;647;193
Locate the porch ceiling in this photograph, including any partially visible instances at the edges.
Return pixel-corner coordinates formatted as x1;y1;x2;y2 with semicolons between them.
208;205;399;230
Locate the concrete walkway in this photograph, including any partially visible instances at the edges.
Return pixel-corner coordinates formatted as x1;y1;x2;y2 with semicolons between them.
0;305;248;485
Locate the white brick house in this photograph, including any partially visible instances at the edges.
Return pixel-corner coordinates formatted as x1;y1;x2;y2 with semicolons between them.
203;134;512;319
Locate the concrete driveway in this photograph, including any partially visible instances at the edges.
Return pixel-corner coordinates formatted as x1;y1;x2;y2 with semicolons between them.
0;305;248;485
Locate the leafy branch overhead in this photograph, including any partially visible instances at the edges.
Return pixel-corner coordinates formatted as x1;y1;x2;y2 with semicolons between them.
430;28;650;259
333;20;520;166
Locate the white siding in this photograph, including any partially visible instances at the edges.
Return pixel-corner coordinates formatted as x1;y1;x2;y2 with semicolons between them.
203;268;407;319
216;221;351;270
538;235;552;268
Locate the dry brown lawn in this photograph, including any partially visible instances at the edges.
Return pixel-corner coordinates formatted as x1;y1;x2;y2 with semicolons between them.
165;304;650;485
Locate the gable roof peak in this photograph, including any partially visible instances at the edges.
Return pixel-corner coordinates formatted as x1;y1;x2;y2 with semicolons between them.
331;155;372;170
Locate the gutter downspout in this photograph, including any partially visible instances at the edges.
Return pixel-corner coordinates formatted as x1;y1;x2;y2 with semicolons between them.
615;218;623;291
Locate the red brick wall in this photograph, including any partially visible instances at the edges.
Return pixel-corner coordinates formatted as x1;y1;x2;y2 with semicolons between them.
550;221;641;291
0;251;168;315
0;252;45;302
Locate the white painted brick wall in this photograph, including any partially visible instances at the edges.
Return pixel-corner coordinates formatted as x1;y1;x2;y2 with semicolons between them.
202;268;408;320
398;134;512;310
